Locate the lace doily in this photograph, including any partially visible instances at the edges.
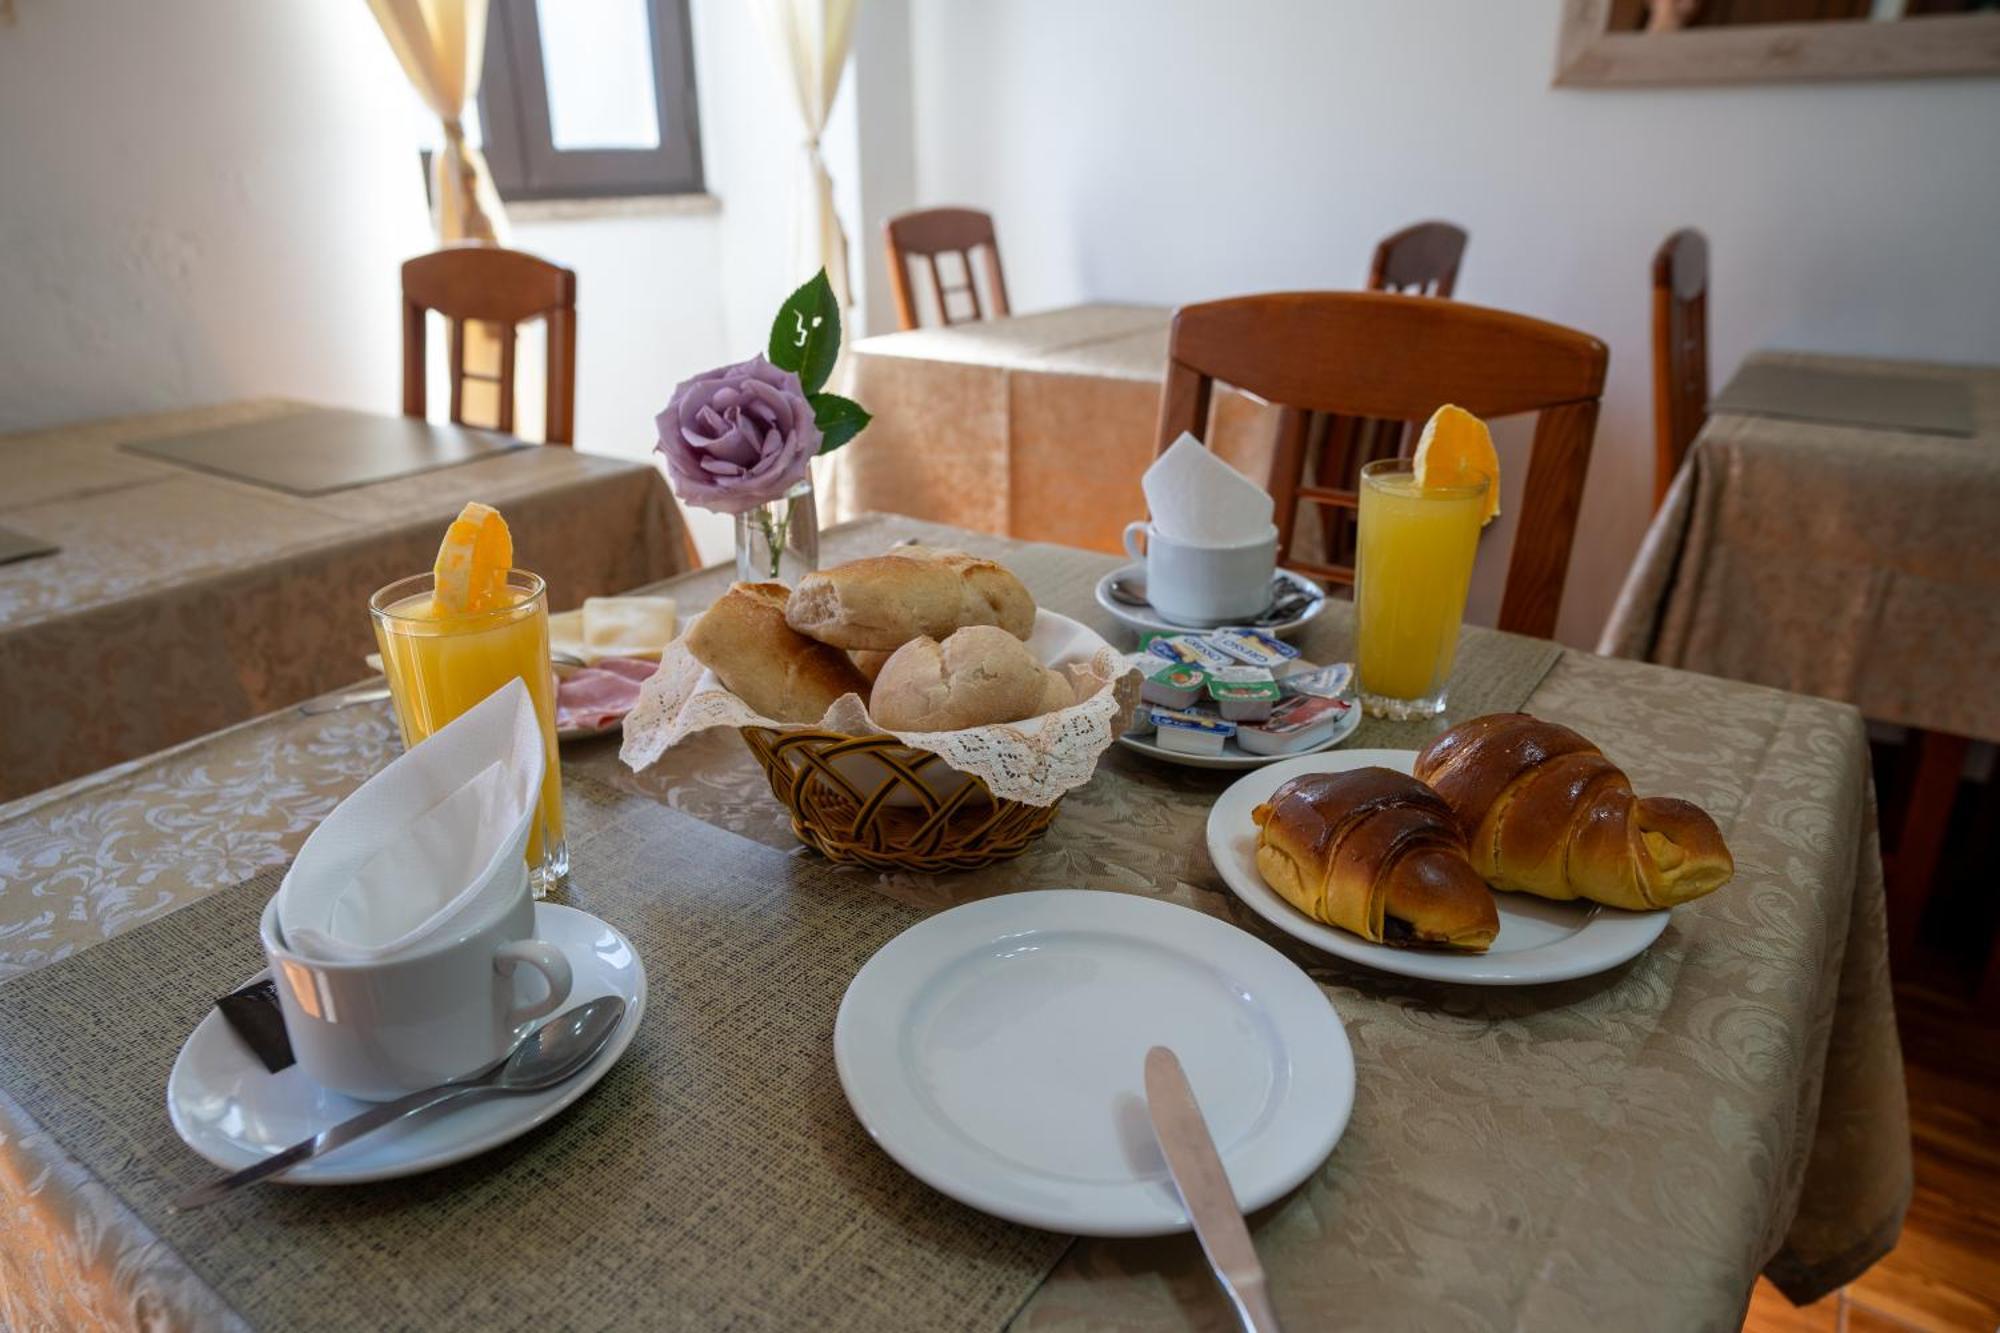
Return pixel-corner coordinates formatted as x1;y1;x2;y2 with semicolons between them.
620;612;1140;807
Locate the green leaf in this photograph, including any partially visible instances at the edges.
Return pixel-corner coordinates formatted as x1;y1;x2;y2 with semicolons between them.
768;269;841;394
810;391;871;454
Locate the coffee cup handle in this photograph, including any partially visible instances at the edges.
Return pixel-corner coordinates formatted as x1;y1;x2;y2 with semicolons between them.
1123;521;1150;563
496;939;573;1025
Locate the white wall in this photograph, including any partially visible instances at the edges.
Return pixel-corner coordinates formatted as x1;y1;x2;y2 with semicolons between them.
905;0;2000;645
0;0;432;433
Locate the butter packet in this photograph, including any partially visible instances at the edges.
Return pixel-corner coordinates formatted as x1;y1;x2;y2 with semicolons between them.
1150;706;1236;757
1209;664;1274;685
1211;627;1299;669
1206;676;1282;723
1278;661;1354;701
1144;633;1236;672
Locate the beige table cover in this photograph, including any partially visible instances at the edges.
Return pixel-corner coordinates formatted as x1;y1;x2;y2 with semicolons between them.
0;400;692;800
1601;352;2000;743
0;517;1908;1330
843;306;1281;554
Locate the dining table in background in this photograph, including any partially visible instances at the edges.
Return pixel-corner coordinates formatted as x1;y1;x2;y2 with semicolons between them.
0;399;692;802
841;304;1282;554
0;514;1908;1332
1601;351;2000;989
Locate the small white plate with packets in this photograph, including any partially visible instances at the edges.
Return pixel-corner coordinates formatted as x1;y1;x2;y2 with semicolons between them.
1115;628;1361;770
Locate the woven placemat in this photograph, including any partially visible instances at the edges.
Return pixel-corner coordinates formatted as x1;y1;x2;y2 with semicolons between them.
0;775;1070;1331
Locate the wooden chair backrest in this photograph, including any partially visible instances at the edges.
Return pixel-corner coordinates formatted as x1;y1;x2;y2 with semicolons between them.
1651;228;1709;512
1369;220;1469;297
883;208;1010;330
402;244;578;446
1155;292;1608;640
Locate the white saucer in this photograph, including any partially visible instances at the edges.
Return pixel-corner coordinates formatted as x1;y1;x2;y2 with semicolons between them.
834;890;1353;1237
1116;696;1361;770
167;904;646;1184
1094;563;1327;640
1206;750;1671;986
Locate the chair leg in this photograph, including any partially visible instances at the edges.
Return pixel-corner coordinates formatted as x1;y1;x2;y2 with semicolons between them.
1886;728;1968;974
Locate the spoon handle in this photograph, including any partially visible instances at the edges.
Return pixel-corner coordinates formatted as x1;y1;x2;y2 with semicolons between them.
170;1082;480;1211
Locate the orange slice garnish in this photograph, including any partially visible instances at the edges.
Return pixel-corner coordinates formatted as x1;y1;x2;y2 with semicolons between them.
1411;404;1501;526
432;502;514;615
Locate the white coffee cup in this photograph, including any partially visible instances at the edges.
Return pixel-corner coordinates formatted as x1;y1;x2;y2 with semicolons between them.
1123;521;1279;627
259;862;572;1101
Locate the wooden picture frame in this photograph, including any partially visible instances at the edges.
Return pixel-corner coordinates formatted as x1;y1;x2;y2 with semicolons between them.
1553;0;2000;87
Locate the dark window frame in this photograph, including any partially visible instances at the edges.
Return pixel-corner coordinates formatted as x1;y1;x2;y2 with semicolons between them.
479;0;704;201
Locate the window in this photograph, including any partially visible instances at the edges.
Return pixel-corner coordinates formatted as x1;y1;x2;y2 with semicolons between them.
479;0;703;201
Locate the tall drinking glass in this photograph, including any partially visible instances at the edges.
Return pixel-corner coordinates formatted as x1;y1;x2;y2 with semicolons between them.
369;569;568;895
1353;459;1489;720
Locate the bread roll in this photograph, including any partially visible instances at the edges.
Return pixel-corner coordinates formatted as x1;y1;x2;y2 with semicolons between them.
1253;768;1499;951
850;649;893;684
1037;668;1074;716
870;625;1051;731
1413;713;1734;910
786;546;1035;650
685;582;869;724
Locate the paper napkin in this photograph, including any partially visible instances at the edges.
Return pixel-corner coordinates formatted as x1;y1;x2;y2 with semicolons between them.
1142;433;1275;546
547;595;678;664
277;678;545;962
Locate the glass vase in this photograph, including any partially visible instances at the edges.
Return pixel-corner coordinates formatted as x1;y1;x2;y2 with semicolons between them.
733;479;819;585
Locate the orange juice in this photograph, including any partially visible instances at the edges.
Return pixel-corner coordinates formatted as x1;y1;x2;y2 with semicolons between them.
371;570;567;892
1354;461;1488;718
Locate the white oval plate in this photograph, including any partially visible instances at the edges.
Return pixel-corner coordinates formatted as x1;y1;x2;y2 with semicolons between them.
1094;563;1327;640
167;904;646;1184
834;889;1353;1236
1206;750;1671;986
1117;696;1361;770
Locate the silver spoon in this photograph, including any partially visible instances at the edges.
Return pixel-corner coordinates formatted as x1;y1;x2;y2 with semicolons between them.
170;995;627;1210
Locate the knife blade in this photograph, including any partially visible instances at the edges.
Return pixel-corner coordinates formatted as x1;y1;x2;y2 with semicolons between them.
1144;1045;1284;1333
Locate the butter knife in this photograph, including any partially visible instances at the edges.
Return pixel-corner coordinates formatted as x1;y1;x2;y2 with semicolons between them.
1144;1046;1284;1333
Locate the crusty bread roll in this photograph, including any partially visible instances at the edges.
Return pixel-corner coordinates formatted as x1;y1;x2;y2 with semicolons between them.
870;625;1053;731
1253;768;1499;951
1037;668;1074;716
785;546;1035;650
685;582;869;724
1413;713;1734;910
850;649;893;684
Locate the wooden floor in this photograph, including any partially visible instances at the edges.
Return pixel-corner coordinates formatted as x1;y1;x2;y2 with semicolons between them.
1744;754;2000;1333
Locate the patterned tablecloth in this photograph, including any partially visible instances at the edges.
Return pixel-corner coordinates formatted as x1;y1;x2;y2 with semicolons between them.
842;306;1281;555
0;399;692;800
1601;352;2000;743
0;516;1908;1331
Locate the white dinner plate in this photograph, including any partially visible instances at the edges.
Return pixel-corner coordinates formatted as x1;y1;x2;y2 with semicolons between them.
834;889;1353;1236
1116;696;1361;770
167;904;646;1184
1094;563;1327;640
1206;750;1671;986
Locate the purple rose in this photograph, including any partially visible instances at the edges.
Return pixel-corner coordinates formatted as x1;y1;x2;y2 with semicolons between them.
654;354;821;515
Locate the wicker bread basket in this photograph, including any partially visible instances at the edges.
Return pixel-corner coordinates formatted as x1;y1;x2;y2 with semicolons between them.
739;725;1063;871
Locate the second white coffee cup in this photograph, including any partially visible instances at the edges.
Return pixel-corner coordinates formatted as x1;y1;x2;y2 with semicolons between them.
1123;521;1278;627
260;862;572;1101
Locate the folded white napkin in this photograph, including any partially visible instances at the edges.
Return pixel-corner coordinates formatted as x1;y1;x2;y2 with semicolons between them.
547;595;677;664
277;678;545;963
1143;433;1275;546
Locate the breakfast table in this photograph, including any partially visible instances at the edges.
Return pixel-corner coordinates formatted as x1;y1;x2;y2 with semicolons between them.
842;306;1281;554
0;399;691;802
0;515;1908;1331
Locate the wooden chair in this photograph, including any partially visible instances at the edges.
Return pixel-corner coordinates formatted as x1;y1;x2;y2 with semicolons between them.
1651;228;1709;513
883;208;1010;330
1369;220;1469;297
402;244;578;445
1156;292;1607;640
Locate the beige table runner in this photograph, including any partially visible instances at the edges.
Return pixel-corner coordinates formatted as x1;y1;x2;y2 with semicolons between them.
0;516;1909;1332
0;786;1067;1332
1602;351;2000;742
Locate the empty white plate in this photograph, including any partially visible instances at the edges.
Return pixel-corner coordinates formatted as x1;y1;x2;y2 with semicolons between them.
167;904;645;1184
834;890;1353;1236
1206;749;1670;986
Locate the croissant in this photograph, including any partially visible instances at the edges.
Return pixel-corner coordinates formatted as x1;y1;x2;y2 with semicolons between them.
1413;713;1734;911
1252;768;1500;951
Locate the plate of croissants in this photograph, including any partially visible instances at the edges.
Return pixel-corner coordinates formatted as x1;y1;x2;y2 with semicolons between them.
1205;714;1738;985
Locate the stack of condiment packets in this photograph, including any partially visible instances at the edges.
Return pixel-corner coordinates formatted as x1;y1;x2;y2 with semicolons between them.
1125;627;1354;757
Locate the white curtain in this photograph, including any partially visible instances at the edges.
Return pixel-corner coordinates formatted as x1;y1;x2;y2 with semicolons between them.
755;0;859;315
367;0;509;244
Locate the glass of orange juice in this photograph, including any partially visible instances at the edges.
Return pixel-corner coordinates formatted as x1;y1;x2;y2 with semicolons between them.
369;569;568;895
1353;459;1489;720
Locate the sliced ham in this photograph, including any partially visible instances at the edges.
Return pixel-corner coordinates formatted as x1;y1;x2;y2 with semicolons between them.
556;657;658;733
